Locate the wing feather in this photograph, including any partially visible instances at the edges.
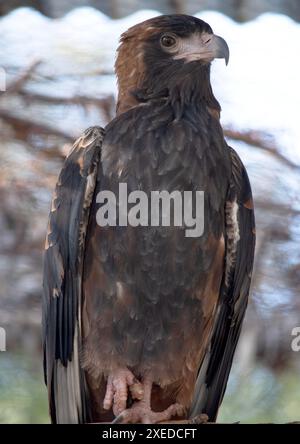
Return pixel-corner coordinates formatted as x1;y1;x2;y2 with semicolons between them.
190;146;256;421
42;126;104;423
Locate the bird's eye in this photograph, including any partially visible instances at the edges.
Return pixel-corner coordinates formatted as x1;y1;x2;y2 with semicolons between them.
160;34;177;48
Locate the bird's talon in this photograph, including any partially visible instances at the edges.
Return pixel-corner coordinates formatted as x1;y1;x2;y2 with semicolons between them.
112;401;185;424
103;368;143;415
189;413;209;424
130;381;144;400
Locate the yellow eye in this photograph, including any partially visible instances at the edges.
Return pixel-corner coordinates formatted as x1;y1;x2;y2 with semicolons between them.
161;34;177;48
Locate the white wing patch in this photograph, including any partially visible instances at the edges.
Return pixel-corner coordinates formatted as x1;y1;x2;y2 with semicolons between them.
53;326;82;424
225;199;240;286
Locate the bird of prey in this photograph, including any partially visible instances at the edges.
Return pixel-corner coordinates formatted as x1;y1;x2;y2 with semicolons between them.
43;14;255;424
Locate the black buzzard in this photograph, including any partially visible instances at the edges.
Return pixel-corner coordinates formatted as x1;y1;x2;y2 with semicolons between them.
43;14;255;424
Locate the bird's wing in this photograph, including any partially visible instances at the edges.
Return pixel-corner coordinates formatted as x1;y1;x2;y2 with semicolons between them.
189;146;256;421
42;126;104;424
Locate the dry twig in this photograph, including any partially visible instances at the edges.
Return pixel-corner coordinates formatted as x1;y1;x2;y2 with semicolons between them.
224;128;300;170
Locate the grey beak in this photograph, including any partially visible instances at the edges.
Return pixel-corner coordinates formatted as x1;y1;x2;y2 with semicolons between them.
210;34;230;65
173;32;230;65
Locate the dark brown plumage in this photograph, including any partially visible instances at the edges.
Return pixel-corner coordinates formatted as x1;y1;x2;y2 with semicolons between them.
43;14;255;424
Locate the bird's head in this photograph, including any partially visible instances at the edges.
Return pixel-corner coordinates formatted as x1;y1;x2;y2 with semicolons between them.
115;14;229;114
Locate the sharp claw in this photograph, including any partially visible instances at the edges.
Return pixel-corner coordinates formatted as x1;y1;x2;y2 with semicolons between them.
111;413;126;424
189;413;209;424
129;381;144;400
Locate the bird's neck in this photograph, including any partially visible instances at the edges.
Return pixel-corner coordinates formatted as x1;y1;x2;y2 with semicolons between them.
116;63;221;119
166;68;221;119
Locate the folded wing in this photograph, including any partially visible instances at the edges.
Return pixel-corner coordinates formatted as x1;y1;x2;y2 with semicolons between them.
42;126;104;423
190;146;256;421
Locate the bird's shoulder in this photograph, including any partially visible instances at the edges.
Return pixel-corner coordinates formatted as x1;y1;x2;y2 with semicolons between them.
104;100;171;139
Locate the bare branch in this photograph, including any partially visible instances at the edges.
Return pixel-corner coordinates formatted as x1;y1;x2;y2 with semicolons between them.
0;110;73;141
5;60;41;95
224;127;300;170
17;90;116;122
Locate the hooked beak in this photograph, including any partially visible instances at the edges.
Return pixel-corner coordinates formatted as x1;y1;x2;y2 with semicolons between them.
174;32;230;65
208;34;230;65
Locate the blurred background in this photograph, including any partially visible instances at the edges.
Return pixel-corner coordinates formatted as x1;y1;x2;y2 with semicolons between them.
0;0;300;424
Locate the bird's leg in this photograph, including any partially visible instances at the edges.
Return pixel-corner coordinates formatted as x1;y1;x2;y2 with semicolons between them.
103;368;144;416
112;375;185;424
